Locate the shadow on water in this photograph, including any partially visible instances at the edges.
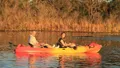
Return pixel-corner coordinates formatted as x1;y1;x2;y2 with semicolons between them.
0;31;120;68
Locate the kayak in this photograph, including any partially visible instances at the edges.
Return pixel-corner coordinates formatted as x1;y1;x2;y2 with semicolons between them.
15;42;102;55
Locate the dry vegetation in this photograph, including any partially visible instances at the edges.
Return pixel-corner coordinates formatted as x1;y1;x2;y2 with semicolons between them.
0;0;120;32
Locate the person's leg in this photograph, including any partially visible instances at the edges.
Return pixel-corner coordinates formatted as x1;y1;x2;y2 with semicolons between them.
67;43;76;47
28;43;33;47
44;44;53;48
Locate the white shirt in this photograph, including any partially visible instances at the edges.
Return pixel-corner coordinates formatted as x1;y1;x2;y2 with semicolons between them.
28;35;39;46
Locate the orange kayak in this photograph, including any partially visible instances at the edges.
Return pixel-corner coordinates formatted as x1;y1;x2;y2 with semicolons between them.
15;42;102;55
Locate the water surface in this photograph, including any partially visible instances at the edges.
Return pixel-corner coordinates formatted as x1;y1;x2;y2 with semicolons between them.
0;31;120;68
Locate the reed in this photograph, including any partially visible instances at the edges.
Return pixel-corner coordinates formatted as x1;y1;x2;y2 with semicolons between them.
0;0;119;32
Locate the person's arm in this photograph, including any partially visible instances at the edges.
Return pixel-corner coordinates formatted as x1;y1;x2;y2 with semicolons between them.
60;40;67;46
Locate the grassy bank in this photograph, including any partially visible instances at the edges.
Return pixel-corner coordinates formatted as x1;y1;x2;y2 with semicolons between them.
0;17;120;32
0;0;120;32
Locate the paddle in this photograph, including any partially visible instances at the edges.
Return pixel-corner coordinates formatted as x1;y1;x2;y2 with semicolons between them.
9;42;17;50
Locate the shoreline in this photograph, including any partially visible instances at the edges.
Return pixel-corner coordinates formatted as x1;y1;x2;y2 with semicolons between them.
0;29;120;33
0;19;120;33
0;22;120;33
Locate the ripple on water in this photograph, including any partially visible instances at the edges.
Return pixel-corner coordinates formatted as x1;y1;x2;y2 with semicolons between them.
0;51;16;68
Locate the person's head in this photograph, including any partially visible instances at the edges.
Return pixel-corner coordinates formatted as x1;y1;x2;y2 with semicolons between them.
61;32;66;38
31;31;36;36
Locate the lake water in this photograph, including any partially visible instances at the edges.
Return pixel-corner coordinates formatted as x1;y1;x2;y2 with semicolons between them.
0;31;120;68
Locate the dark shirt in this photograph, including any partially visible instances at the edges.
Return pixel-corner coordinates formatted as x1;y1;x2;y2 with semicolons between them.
56;38;65;48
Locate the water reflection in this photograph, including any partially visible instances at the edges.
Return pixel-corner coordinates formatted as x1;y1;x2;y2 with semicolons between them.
16;52;59;68
29;55;36;65
16;53;101;68
58;53;101;68
29;55;36;68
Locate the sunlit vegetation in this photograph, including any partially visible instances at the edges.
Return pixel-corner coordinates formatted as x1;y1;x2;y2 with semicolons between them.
0;0;120;32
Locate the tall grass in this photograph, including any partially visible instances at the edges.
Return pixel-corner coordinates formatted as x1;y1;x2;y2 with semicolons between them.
0;0;120;32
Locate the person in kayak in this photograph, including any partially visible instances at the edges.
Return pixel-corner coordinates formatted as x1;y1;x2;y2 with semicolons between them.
28;31;52;48
56;32;76;48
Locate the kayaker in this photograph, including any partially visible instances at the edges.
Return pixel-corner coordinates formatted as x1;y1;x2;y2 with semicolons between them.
28;31;40;48
56;32;76;48
28;31;52;48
